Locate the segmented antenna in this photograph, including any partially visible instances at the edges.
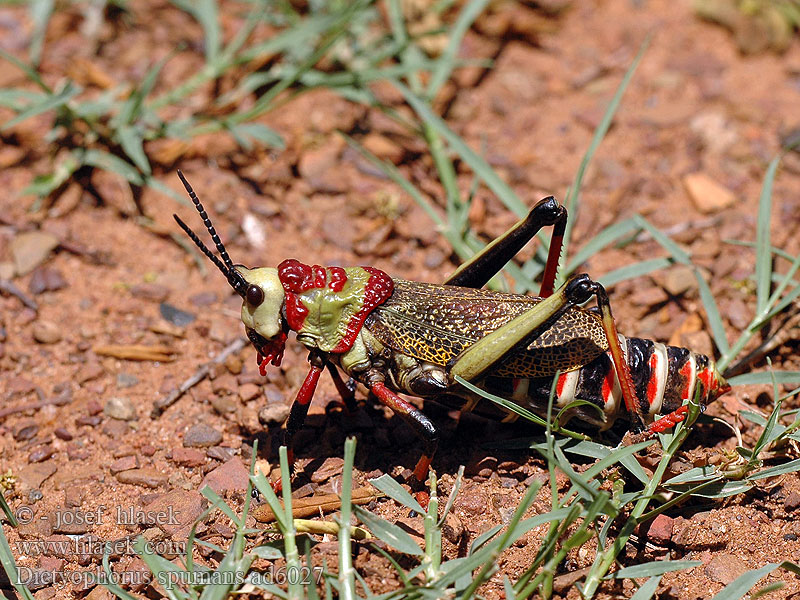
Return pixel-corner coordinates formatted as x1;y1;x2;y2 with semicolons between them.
174;171;246;297
177;170;235;273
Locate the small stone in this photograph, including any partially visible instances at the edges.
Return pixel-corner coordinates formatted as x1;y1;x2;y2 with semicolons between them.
116;372;138;389
310;457;345;483
109;455;139;474
646;514;674;546
140;444;157;457
13;421;39;441
201;458;249;494
28;267;67;295
171;447;206;467
683;172;737;214
53;427;73;441
130;283;169;302
77;363;105;384
442;512;464;543
258;404;290;426
75;415;101;427
11;231;60;276
16;462;57;492
145;490;206;539
238;383;260;402
455;484;489;516
102;419;130;437
160;303;196;327
225;354;243;375
660;264;696;297
29;446;54;463
51;509;92;534
189;292;217;307
704;554;749;585
209;395;237;415
32;321;62;344
206;446;236;462
7;376;36;396
104;397;137;421
362;133;404;164
183;423;223;448
115;468;168;488
784;491;800;511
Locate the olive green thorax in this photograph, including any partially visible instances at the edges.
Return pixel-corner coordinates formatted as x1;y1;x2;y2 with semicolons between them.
289;267;380;353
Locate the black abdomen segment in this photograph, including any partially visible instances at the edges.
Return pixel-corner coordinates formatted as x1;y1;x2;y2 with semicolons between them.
475;336;708;428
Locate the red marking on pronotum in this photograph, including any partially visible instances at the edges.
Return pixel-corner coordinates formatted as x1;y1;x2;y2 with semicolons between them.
331;266;394;353
646;352;660;406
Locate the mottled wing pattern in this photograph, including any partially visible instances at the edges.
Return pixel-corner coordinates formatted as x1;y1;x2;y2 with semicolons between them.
365;280;609;378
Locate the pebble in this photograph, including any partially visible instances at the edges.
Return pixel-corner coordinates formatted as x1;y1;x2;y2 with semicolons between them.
28;445;54;463
116;373;138;389
51;510;92;535
7;376;36;396
75;415;102;427
145;490;206;538
53;427;73;441
683;172;736;214
258;403;291;427
784;491;800;511
76;363;105;384
32;320;62;344
170;447;206;467
646;514;674;546
704;554;748;585
11;231;60;276
442;512;464;543
183;423;223;448
659;264;696;297
102;419;129;437
16;462;57;492
310;457;345;483
238;383;261;402
104;397;137;421
160;302;196;327
13;421;39;442
130;283;169;303
206;446;236;462
115;468;168;488
209;395;237;415
201;458;250;494
189;292;217;307
455;485;489;517
28;267;67;294
109;455;138;474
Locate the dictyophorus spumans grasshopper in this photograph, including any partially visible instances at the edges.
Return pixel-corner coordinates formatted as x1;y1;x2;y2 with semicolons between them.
173;171;730;490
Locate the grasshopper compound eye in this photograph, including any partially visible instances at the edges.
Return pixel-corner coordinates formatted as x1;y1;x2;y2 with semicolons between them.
246;284;265;307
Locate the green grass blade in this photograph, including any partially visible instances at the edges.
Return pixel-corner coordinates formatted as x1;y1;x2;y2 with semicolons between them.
728;371;800;386
708;562;781;600
598;257;672;288
694;266;730;357
338;437;358;600
172;0;220;62
393;79;528;217
132;537;191;600
116;126;151;175
82;149;144;185
354;506;423;555
28;0;54;67
0;48;51;92
629;576;662;600
745;458;800;481
608;560;701;579
564;218;641;274
426;0;490;99
2;81;79;130
755;155;780;314
0;521;35;600
368;474;425;514
558;38;650;283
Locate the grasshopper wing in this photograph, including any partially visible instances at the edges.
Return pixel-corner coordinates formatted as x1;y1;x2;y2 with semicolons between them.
364;280;609;378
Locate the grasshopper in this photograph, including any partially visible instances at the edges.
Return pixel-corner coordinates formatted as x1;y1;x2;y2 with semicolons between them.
173;171;730;487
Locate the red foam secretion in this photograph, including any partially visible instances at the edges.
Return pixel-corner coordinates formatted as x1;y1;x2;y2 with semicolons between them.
257;330;287;375
331;266;393;353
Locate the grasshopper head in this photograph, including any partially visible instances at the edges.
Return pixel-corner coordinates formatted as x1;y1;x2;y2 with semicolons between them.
173;171;289;370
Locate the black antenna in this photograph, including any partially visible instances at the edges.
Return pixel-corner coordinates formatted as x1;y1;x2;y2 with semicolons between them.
174;171;246;297
177;170;235;273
